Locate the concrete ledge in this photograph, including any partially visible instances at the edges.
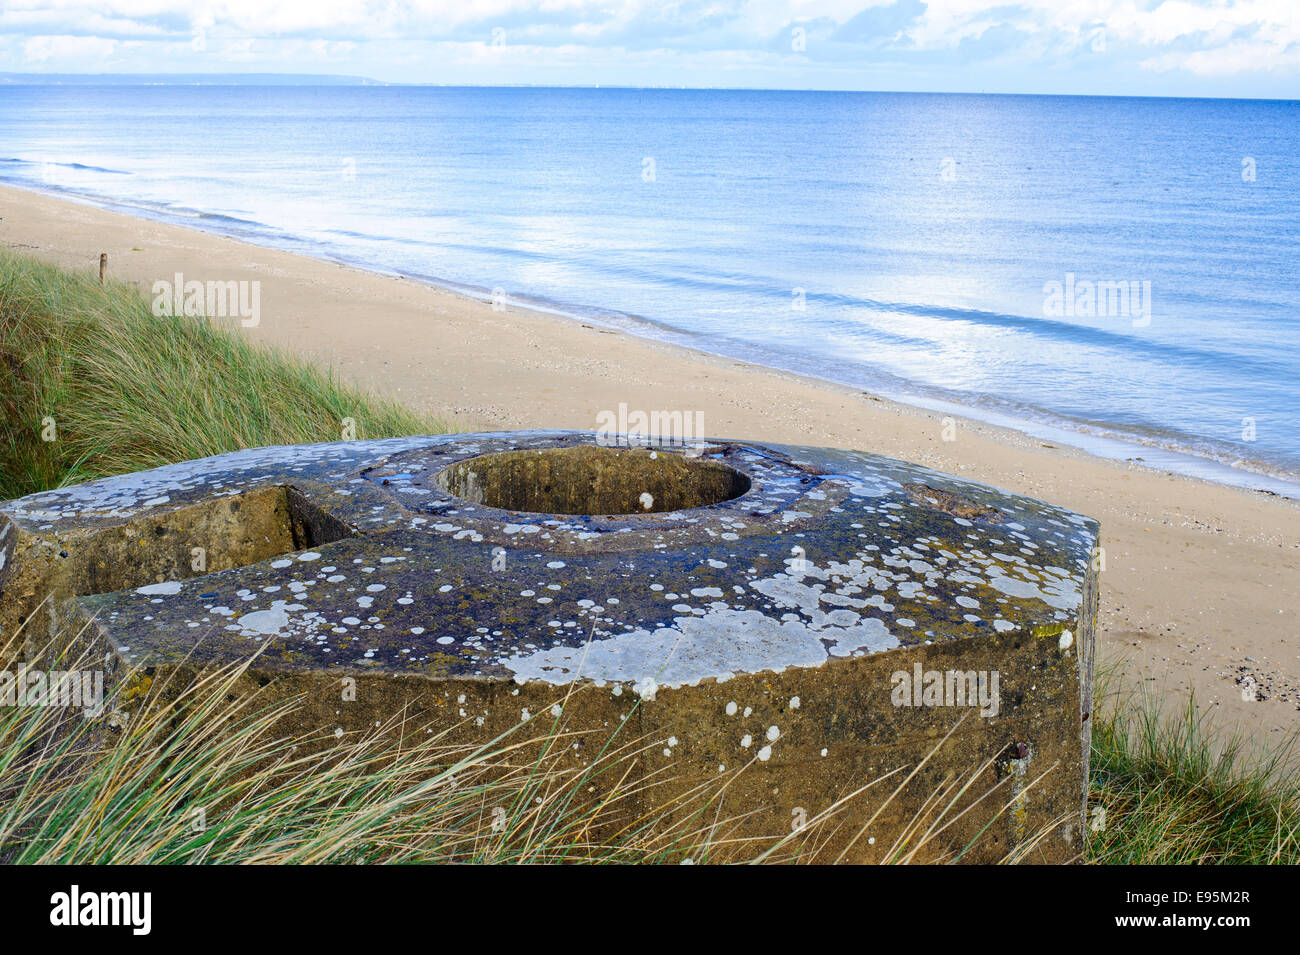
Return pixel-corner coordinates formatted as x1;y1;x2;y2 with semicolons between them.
0;430;1100;861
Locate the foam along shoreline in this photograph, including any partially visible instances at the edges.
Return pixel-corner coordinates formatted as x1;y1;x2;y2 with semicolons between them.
4;174;1297;497
2;180;1299;746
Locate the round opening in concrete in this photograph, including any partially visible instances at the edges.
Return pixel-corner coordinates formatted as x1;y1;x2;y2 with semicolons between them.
436;446;752;515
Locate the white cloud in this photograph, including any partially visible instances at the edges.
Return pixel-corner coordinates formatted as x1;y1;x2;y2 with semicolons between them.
22;34;119;63
0;1;1295;91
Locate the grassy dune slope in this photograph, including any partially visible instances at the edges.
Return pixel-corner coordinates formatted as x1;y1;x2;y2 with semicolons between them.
0;249;443;500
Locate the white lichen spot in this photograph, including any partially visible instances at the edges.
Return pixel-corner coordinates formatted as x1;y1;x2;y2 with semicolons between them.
235;600;305;636
136;581;182;596
503;608;842;690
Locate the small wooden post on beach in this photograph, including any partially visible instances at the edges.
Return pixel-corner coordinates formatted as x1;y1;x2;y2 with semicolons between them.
99;253;107;284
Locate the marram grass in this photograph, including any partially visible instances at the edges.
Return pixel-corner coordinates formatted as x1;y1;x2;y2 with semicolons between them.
0;621;1047;865
1085;666;1300;865
4;643;1291;864
0;248;445;501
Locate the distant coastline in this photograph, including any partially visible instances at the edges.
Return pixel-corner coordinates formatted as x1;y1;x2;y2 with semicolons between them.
0;72;385;86
1;75;1296;101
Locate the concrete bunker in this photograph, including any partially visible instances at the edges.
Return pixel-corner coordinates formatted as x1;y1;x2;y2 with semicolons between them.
0;431;1100;862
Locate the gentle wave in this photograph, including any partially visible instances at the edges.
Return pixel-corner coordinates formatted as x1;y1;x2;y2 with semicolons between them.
0;156;131;175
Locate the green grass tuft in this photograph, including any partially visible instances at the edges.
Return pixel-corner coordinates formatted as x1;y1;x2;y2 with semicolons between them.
1087;667;1300;864
0;248;444;500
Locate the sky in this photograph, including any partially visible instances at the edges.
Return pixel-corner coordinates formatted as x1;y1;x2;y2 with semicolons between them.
0;0;1297;98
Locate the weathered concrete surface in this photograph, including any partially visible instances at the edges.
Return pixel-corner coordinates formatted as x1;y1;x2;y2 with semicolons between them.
0;431;1100;862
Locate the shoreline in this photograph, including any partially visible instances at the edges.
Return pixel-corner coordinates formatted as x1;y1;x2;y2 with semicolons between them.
7;177;1299;497
2;180;1298;744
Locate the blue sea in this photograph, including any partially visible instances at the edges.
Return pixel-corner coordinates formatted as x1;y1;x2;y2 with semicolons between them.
2;86;1297;493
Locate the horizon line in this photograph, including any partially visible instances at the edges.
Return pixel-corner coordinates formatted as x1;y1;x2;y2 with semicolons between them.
0;73;1296;103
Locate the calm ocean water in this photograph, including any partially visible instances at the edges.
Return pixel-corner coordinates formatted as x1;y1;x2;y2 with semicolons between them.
2;86;1297;492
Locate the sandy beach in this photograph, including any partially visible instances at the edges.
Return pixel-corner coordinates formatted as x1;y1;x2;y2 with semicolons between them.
3;182;1298;744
